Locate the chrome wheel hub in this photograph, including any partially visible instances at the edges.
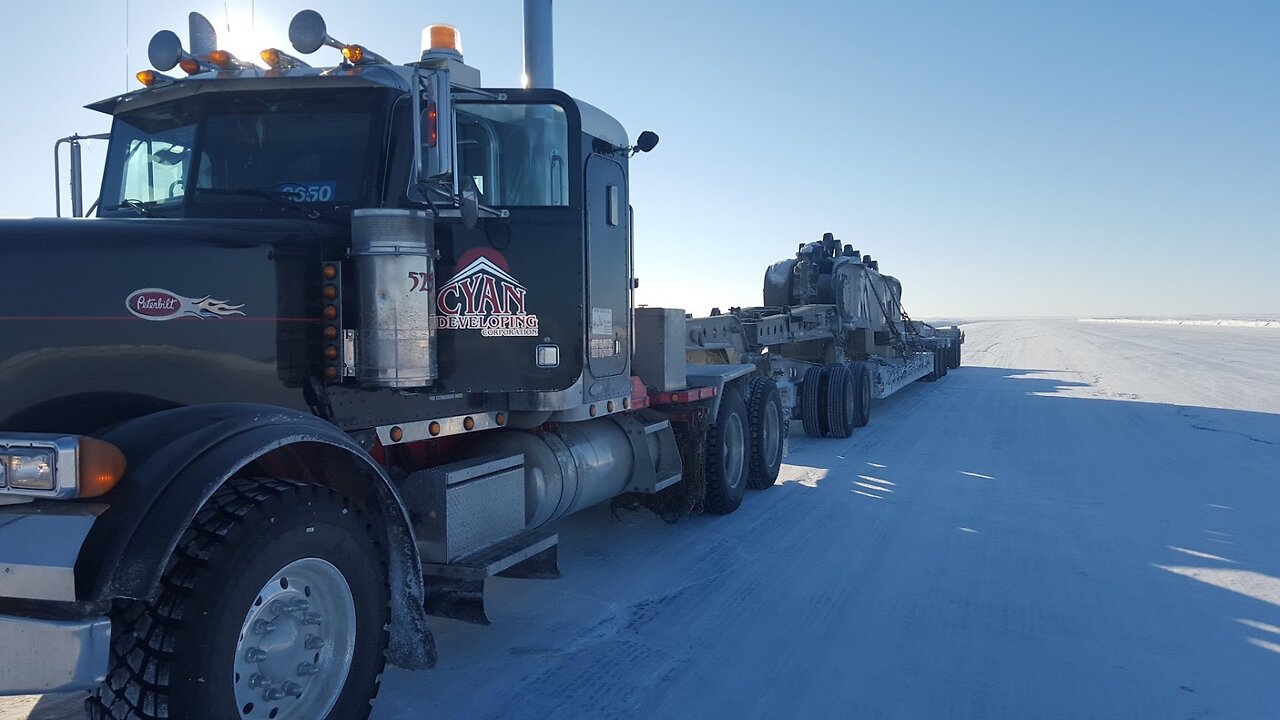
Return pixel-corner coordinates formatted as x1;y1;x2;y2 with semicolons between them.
232;558;356;719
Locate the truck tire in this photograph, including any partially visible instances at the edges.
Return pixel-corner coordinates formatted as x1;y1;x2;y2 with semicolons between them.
825;364;856;438
947;342;962;369
744;377;784;489
704;389;749;514
938;349;949;378
88;478;389;720
800;366;827;437
849;362;872;428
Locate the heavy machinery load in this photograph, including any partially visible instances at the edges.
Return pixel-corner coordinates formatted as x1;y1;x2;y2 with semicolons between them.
0;6;959;719
657;233;962;439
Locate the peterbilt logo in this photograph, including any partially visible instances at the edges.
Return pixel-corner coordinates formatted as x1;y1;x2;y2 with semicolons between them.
125;288;246;321
436;248;539;337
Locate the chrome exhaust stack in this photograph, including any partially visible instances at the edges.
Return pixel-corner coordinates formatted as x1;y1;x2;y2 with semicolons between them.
522;0;553;88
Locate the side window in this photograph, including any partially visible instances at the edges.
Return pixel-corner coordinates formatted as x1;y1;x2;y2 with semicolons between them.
117;126;194;205
454;103;569;206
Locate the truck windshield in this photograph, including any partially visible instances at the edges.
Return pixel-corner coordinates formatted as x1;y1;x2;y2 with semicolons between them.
99;90;383;217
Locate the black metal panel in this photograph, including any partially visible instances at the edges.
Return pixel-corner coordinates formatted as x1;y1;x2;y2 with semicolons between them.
584;154;629;378
0;217;323;434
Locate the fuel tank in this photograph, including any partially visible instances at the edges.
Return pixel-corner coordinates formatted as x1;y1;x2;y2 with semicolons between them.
0;217;323;433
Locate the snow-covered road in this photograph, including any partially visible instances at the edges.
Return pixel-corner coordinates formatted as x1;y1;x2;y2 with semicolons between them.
371;319;1280;719
7;319;1279;719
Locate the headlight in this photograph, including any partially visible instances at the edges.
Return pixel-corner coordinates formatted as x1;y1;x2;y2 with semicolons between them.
0;435;126;498
3;448;57;490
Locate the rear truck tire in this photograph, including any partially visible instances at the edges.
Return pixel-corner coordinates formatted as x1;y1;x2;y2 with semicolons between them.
947;342;962;369
849;362;872;428
744;377;784;490
825;364;857;439
800;366;827;437
704;388;749;514
937;349;948;378
88;479;390;720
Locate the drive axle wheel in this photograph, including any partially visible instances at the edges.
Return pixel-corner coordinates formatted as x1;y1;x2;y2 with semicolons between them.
88;479;389;720
800;366;827;437
947;342;962;369
704;388;748;514
745;377;784;489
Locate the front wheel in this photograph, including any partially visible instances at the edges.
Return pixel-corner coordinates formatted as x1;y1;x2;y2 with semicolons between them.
89;479;390;720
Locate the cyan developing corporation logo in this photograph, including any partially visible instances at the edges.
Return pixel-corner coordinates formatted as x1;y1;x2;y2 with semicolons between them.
436;248;540;337
125;288;246;321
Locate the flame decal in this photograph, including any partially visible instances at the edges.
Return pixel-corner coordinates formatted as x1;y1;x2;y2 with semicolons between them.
190;296;246;319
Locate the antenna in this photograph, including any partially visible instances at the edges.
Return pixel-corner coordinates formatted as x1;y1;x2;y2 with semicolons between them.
124;0;130;92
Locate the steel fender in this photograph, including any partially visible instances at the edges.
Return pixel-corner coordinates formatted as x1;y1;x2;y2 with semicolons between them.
685;363;757;418
75;403;435;670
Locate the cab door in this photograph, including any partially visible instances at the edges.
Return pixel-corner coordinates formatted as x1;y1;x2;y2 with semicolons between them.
584;153;629;378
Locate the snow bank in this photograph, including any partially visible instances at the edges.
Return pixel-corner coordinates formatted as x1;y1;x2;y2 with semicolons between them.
1080;317;1280;328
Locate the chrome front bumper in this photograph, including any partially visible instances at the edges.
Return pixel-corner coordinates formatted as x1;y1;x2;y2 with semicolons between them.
0;501;110;694
0;612;109;694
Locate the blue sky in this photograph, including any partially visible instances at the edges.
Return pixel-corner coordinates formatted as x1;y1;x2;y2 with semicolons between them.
2;1;1276;317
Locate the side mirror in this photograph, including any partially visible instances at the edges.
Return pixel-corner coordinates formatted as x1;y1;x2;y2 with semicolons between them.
635;130;660;154
147;30;184;71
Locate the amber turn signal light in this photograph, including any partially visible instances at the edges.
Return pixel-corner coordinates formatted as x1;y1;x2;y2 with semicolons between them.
77;437;127;498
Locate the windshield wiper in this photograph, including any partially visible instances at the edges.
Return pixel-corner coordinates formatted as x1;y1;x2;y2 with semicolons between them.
193;187;323;219
103;198;159;217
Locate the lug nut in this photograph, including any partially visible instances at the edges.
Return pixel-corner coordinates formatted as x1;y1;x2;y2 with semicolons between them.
253;620;277;635
304;634;326;650
301;612;322;626
264;687;286;701
245;647;268;662
270;599;310;614
281;681;303;697
248;673;270;689
296;662;319;676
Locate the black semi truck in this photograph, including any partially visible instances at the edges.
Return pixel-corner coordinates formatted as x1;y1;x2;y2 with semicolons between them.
0;5;958;719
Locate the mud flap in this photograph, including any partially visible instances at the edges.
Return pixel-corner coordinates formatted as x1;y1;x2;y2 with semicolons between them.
612;404;709;522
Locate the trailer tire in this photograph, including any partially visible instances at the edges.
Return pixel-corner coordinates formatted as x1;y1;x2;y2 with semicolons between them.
745;377;784;490
939;349;949;378
923;350;940;382
825;364;857;439
87;478;389;720
704;389;749;514
800;366;827;437
947;342;962;369
849;362;872;428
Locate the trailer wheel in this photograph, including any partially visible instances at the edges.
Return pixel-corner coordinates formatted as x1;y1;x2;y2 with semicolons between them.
849;362;872;428
745;377;784;489
825;364;857;438
923;350;940;382
704;389;749;514
800;366;827;437
88;479;389;720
